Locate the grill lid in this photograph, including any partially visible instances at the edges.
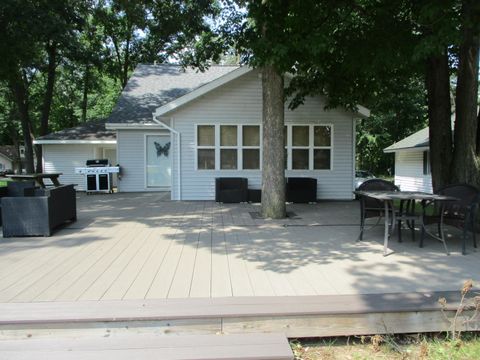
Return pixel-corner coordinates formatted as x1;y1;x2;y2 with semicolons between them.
86;159;109;167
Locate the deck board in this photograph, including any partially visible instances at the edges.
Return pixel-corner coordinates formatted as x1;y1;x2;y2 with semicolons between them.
189;230;212;298
211;229;233;297
167;230;199;299
0;333;293;360
101;229;159;300
145;230;186;299
55;222;146;301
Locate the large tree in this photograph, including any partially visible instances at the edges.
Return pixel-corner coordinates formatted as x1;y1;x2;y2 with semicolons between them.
97;0;219;88
262;0;479;190
0;0;87;172
0;0;219;172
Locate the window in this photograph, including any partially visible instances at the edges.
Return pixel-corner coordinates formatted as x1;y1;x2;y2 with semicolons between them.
196;125;261;170
220;125;237;169
285;124;332;170
242;125;260;169
313;126;331;170
423;150;431;175
291;126;309;169
197;125;215;169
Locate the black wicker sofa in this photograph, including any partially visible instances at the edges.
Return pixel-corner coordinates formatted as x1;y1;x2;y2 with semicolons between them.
1;184;77;237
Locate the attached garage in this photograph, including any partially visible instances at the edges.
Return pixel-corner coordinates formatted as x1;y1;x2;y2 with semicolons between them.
34;121;117;191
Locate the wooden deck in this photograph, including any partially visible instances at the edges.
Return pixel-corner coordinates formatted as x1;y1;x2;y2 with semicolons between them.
1;192;480;345
0;192;479;303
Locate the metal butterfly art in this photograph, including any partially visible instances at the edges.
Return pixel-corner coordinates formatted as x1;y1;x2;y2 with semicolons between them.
154;141;170;157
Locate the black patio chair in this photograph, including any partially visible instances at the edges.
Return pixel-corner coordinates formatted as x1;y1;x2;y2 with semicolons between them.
357;179;406;241
215;178;248;203
422;183;480;254
286;177;317;203
0;181;36;226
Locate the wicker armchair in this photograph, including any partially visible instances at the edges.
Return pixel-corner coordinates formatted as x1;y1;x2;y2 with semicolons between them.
286;177;317;203
357;179;401;241
423;184;480;254
215;178;248;203
0;181;36;226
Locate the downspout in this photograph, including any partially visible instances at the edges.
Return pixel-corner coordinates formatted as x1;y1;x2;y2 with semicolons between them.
152;115;181;200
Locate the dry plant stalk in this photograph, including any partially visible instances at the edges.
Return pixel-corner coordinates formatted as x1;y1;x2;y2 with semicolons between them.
438;279;480;340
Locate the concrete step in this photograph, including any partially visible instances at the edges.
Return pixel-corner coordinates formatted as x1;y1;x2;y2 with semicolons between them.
0;332;293;360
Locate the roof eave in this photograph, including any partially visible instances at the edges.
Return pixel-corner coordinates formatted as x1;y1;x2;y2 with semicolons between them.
384;145;429;153
105;123;169;130
34;140;117;145
356;105;370;118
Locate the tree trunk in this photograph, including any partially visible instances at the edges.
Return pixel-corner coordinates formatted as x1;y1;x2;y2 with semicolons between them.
36;43;57;173
476;109;480;156
9;72;35;173
425;52;453;191
8;115;22;174
81;64;89;122
261;66;286;219
452;0;480;186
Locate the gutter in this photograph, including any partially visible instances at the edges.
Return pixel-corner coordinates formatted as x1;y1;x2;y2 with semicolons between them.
152;115;181;201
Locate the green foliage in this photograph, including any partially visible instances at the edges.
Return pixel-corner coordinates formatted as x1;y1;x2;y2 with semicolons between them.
0;0;219;154
357;77;428;175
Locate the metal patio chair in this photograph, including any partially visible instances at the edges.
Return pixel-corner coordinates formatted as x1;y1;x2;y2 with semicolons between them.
423;183;480;254
357;179;410;241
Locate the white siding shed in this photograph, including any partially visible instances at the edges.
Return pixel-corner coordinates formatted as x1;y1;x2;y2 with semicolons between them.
394;151;432;193
43;144;116;190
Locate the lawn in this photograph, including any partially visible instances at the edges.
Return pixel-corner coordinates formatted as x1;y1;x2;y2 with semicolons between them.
291;334;480;360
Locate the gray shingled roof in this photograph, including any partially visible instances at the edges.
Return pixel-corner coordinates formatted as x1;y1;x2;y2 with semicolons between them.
384;127;429;152
107;64;239;124
36;120;116;141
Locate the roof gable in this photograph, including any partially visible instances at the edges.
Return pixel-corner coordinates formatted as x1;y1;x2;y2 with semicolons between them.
384;127;429;153
108;64;239;125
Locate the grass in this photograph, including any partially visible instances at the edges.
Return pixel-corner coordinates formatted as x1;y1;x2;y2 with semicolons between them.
290;333;480;360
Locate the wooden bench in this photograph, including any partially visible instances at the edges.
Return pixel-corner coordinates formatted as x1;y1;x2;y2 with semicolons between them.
0;333;293;360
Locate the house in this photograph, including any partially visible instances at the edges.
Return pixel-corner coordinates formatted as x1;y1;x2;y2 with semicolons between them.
384;126;432;193
35;64;370;199
0;145;25;173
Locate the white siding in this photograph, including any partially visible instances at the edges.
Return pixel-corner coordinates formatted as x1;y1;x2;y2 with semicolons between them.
117;129;170;192
0;154;12;171
43;144;117;191
394;151;433;193
170;69;356;201
43;145;95;190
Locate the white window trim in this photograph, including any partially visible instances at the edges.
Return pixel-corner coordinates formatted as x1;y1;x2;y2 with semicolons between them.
285;124;334;171
195;125;216;170
195;124;262;171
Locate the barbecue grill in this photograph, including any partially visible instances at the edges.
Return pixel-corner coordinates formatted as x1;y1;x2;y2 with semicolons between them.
74;159;119;194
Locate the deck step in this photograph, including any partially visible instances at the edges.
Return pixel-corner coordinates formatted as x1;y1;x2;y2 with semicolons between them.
0;332;293;360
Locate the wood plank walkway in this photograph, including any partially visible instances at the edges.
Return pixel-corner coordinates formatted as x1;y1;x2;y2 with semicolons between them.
0;192;479;303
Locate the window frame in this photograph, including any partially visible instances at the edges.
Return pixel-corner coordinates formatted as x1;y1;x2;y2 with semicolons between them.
195;124;262;171
195;125;216;170
285;124;333;171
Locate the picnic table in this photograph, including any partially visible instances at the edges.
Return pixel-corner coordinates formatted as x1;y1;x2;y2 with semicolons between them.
354;190;458;256
6;173;63;188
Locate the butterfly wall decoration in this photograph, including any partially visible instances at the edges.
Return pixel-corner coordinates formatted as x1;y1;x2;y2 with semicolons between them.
154;141;170;157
